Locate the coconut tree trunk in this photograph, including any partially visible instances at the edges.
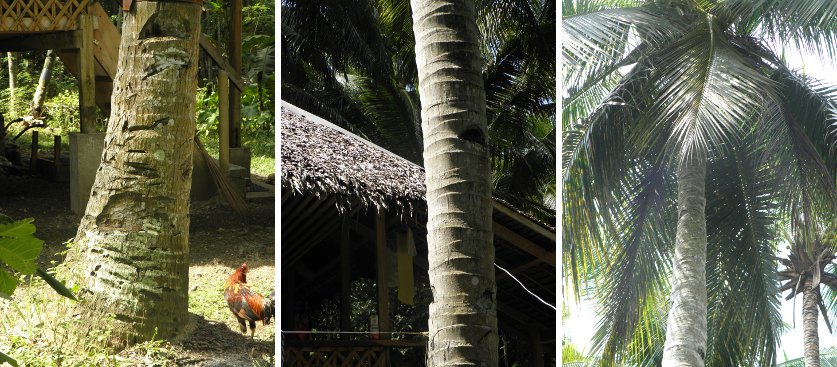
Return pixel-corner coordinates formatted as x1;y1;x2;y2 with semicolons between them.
61;1;201;347
30;50;55;118
410;1;498;366
7;52;16;116
662;156;708;367
803;281;821;367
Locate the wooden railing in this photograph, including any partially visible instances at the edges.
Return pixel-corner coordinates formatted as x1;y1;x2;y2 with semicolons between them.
282;339;426;367
0;0;89;33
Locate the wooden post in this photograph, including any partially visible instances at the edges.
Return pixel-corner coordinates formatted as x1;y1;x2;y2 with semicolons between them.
78;15;97;133
282;268;295;332
29;131;38;172
375;210;390;339
53;135;61;178
530;326;544;367
228;0;242;148
218;71;230;173
340;218;351;340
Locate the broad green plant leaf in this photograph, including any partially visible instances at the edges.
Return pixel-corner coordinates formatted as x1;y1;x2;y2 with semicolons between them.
36;268;76;301
0;350;18;367
0;218;44;275
0;267;18;299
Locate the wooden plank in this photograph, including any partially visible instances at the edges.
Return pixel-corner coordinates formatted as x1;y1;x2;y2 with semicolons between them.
55;50;112;111
53;135;61;178
228;0;242;148
282;339;426;348
0;32;81;51
29;130;38;172
89;2;120;79
531;326;545;367
218;71;230;173
492;201;556;242
375;210;390;338
493;221;556;267
78;14;96;133
198;35;243;90
340;218;351;338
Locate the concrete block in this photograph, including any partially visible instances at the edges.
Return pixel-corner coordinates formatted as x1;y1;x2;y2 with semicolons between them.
69;132;105;214
69;135;247;211
229;147;251;177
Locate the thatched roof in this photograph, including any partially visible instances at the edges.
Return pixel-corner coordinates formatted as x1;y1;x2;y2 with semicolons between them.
281;102;426;218
280;101;555;231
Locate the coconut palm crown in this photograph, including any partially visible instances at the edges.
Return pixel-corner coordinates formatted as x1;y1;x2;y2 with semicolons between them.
563;0;837;366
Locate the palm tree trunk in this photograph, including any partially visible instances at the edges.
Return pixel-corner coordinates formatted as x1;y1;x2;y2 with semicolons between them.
60;1;201;348
803;282;821;367
662;156;708;367
410;0;498;365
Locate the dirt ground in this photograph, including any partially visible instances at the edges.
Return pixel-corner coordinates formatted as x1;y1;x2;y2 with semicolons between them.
0;173;276;366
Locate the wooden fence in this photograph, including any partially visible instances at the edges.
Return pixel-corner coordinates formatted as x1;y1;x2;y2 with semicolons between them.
0;0;89;33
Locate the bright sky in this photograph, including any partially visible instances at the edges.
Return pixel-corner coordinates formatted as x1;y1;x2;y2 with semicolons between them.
562;43;837;363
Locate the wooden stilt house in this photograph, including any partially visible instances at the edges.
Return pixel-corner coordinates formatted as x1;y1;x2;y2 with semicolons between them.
281;101;556;366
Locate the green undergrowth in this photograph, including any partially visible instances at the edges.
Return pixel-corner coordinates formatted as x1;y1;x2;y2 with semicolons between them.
0;263;276;366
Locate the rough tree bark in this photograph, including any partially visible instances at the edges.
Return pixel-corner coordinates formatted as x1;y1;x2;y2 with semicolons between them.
662;156;709;367
803;281;821;367
410;1;498;366
60;1;202;347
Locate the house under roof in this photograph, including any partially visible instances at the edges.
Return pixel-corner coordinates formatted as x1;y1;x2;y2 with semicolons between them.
280;101;556;366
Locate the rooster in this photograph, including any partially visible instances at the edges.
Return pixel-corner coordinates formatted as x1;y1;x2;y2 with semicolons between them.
224;263;275;337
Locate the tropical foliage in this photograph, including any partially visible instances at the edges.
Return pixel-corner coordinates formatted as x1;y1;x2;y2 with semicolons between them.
563;0;837;365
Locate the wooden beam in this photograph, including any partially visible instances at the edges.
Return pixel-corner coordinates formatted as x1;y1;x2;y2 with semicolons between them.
218;71;230;173
282;268;296;331
496;302;547;333
376;210;390;338
493;222;556;267
29;131;38;172
530;326;545;367
492;201;556;242
283;339;426;348
90;3;120;79
228;0;243;148
198;35;243;90
0;32;81;52
78;15;97;133
340;219;351;338
495;258;542;281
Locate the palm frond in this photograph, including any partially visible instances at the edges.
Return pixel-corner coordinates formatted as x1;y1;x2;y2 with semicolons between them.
588;159;675;365
634;16;774;165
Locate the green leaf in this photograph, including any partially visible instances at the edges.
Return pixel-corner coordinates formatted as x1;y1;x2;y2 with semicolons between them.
0;349;18;367
0;218;44;275
0;268;18;299
36;268;77;301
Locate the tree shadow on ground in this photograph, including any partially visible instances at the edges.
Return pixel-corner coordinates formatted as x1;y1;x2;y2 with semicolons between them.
176;313;274;366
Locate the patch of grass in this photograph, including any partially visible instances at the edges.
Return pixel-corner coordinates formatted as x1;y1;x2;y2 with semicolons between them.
0;276;181;367
0;263;275;366
199;135;275;178
189;263;276;340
